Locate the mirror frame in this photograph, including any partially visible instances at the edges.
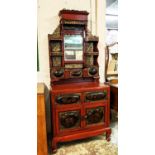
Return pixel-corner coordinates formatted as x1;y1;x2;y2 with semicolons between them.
63;30;84;64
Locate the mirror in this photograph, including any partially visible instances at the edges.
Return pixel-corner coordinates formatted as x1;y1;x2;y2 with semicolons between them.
64;35;83;61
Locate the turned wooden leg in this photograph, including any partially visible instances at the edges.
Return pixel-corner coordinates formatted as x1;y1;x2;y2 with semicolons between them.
52;138;58;154
106;129;111;141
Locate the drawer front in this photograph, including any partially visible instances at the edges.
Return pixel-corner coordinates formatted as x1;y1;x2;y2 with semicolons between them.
84;91;107;102
70;69;82;78
55;93;81;104
59;110;81;130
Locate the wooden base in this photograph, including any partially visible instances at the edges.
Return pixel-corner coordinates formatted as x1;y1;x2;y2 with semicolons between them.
52;127;111;153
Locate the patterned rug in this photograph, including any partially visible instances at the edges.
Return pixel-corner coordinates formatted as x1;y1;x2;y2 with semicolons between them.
50;135;118;155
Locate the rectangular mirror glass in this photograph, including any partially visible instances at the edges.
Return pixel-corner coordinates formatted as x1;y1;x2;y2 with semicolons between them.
64;35;83;61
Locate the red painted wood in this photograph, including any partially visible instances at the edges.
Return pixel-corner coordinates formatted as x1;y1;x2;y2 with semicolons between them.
59;9;89;21
48;10;111;153
51;82;111;152
52;127;111;152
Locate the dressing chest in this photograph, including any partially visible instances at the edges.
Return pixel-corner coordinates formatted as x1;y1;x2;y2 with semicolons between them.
48;9;111;153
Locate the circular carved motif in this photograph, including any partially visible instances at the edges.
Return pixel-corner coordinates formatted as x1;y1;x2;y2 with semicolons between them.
89;67;97;75
87;108;103;124
60;112;79;128
53;69;64;77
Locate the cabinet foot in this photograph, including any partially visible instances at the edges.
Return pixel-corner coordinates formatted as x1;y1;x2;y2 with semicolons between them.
106;129;111;141
52;138;58;154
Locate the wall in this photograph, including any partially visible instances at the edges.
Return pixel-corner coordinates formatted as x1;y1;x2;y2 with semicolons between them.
37;0;106;88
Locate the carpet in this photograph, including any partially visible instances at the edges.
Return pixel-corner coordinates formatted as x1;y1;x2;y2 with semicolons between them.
50;135;118;155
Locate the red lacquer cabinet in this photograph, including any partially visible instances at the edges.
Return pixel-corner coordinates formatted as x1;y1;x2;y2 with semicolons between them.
48;9;111;153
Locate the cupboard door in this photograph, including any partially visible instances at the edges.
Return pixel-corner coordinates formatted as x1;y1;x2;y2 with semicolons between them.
58;110;81;132
85;106;105;126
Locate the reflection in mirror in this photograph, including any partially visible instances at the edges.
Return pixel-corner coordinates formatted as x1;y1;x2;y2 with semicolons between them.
64;35;83;61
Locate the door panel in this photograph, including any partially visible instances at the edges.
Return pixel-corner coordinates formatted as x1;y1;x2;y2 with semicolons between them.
57;109;81;133
85;106;106;127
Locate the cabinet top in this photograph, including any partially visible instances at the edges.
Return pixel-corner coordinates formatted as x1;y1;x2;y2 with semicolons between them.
59;9;89;21
51;82;109;93
59;9;89;16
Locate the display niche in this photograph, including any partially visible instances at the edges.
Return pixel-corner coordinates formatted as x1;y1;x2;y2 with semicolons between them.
48;9;99;85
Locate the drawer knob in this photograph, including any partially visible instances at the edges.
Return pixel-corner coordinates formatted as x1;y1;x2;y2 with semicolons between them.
89;67;97;75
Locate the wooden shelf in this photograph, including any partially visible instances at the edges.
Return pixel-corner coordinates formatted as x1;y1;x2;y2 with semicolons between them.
85;37;99;42
48;35;63;41
50;52;62;56
85;52;99;56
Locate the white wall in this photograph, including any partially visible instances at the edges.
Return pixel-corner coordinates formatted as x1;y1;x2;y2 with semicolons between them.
37;0;106;88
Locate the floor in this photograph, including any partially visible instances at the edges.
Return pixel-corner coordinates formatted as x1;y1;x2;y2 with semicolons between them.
110;120;118;144
110;109;118;145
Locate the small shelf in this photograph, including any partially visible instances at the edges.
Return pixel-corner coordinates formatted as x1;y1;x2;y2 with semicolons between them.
85;37;99;42
48;35;63;41
50;52;62;56
85;52;99;56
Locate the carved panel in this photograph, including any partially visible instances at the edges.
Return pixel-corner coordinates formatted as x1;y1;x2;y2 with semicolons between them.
70;69;82;78
59;111;80;129
50;25;61;38
85;56;93;66
86;107;104;125
52;57;61;67
51;42;61;52
86;43;93;52
63;20;86;25
65;64;83;69
85;91;107;102
56;94;80;104
63;25;84;31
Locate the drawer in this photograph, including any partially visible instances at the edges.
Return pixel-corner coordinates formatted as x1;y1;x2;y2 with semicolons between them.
70;69;82;78
55;93;81;104
84;91;108;102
